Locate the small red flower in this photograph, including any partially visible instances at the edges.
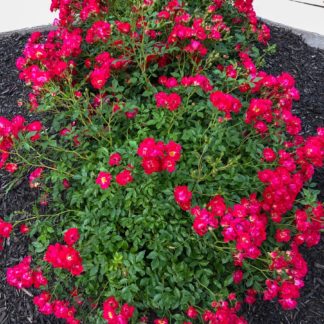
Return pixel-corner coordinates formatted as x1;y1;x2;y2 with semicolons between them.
141;157;161;175
116;170;133;186
96;171;112;190
155;92;182;111
275;229;291;243
120;303;135;319
109;153;122;166
162;157;177;173
26;121;42;133
186;306;198;319
63;178;71;189
20;224;29;234
210;91;242;119
5;163;18;173
0;218;13;238
44;243;83;276
115;21;131;34
174;185;192;211
64;228;80;246
164;141;182;161
262;148;276;162
29;167;43;188
33;270;48;288
233;269;243;284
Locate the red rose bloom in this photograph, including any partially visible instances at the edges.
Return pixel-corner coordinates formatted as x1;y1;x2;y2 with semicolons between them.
115;21;131;34
141;157;161;174
86;21;111;44
5;163;18;173
96;171;112;190
109;152;122;166
233;269;243;284
262;148;276;162
116;170;133;186
210;91;242;119
155;92;182;111
0;218;13;238
164;141;182;161
29;167;43;188
90;68;110;90
20;224;29;234
64;228;80;246
174;185;192;210
275;229;291;243
186;306;198;319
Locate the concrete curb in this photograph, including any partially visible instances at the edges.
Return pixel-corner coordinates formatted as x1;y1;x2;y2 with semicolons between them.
0;19;323;51
0;25;56;38
260;18;324;50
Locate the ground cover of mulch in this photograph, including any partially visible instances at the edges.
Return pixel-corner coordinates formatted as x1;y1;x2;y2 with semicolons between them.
0;25;323;323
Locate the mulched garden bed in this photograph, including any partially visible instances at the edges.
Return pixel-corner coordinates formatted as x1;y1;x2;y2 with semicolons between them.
0;25;323;323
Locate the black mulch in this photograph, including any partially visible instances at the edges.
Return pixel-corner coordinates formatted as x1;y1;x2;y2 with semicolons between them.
0;26;323;323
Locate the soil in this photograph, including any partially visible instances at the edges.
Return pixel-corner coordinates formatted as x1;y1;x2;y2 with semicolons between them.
0;25;323;323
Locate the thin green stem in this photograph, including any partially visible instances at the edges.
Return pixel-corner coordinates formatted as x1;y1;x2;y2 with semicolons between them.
12;209;78;227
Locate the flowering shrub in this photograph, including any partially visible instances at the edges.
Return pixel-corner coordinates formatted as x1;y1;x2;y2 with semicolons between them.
1;0;323;323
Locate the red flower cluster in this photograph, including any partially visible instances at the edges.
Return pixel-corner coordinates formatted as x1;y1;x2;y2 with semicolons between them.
0;116;42;170
97;152;134;189
6;256;47;289
34;291;80;324
258;23;271;44
191;206;219;236
201;301;247;323
222;197;267;262
44;243;83;276
85;21;111;44
294;204;323;248
209;91;242;119
158;76;179;88
265;245;308;310
297;128;324;167
245;72;302;135
164;7;229;54
258;166;304;223
155;92;182;111
174;192;226;236
178;189;269;261
158;74;213;93
181;74;213;92
16;29;82;92
90;52;112;89
137;138;182;174
102;296;135;323
234;0;256;25
245;98;273;133
44;229;83;276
